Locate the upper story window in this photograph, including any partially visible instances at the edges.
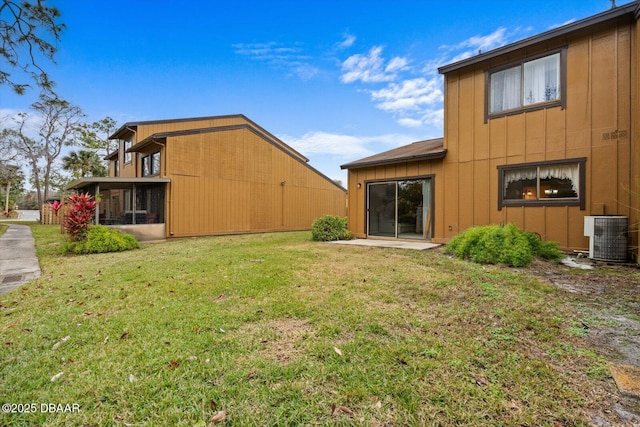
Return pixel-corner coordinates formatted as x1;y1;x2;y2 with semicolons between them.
497;158;585;210
142;151;161;176
113;159;119;177
123;137;133;164
486;49;565;121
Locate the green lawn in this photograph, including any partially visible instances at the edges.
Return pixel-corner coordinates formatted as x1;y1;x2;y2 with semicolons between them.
1;225;608;426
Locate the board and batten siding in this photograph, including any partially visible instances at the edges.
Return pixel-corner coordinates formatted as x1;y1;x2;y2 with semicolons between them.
164;128;345;237
346;160;444;239
440;17;637;254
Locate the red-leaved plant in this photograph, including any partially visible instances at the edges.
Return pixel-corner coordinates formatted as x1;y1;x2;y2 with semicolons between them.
49;200;62;215
63;193;96;241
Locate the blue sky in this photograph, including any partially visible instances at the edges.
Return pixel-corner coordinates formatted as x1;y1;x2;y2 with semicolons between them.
0;0;627;184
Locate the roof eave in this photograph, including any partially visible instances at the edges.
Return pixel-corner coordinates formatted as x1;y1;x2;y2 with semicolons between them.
438;1;639;74
66;177;171;191
127;136;165;153
104;150;119;160
341;150;447;170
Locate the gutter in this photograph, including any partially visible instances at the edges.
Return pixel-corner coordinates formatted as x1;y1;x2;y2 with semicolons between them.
340;150;447;170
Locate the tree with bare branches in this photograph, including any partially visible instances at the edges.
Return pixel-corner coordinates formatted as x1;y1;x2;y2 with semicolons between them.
1;93;83;206
0;0;64;94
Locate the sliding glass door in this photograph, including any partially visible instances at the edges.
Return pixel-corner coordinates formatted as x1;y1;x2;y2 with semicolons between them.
368;182;396;238
367;178;432;240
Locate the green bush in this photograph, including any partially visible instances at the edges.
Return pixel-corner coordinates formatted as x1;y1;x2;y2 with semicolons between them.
444;223;564;267
63;225;141;254
311;215;352;242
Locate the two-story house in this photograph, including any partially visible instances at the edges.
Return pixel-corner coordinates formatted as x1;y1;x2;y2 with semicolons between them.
67;114;347;241
342;1;640;262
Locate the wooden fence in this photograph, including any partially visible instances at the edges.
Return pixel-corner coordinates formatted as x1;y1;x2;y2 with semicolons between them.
41;203;68;225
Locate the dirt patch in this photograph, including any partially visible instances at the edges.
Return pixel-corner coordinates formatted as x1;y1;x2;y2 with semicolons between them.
526;257;640;426
239;318;315;365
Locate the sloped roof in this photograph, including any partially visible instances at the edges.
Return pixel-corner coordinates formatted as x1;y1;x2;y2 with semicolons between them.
104;149;118;161
438;0;639;74
116;120;344;192
109;114;248;139
110;113;309;163
340;138;446;170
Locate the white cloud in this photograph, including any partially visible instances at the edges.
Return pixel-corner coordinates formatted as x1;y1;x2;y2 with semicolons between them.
233;42;307;61
419;108;444;127
280;131;416;158
438;27;510;62
370;77;443;113
457;27;508;52
340;46;408;84
396;118;423;128
336;33;356;49
337;26;533;130
0;108;43;138
394;108;443;129
549;19;576;29
290;64;319;80
385;56;409;73
233;41;316;80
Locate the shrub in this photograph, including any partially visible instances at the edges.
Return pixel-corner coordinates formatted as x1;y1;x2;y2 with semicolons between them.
63;225;140;254
444;223;564;267
311;215;352;241
63;193;96;241
536;239;565;263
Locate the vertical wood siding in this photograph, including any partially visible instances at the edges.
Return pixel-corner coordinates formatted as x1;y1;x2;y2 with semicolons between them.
346;161;444;239
440;19;636;253
163;127;345;237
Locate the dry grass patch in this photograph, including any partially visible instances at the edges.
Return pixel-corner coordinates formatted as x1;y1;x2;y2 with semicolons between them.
235;318;314;365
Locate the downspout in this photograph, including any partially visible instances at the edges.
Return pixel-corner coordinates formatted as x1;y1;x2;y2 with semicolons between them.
633;12;639;263
627;17;640;262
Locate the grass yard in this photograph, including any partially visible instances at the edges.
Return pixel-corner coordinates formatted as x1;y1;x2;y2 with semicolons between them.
1;225;612;426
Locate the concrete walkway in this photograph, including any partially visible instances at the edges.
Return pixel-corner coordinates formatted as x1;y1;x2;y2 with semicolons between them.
329;238;440;251
0;224;41;296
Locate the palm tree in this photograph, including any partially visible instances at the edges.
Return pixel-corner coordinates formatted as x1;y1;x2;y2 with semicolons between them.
62;150;107;179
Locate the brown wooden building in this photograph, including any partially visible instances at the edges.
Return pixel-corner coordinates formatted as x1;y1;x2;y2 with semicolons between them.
342;2;640;262
68;115;346;240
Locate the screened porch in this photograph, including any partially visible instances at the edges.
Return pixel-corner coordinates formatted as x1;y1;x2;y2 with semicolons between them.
66;177;170;241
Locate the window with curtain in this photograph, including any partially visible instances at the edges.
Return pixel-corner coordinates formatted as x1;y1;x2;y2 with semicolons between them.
523;54;560;105
498;158;586;210
490;66;521;113
487;50;563;117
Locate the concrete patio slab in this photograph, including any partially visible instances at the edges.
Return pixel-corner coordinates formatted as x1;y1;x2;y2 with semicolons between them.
328;239;440;251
